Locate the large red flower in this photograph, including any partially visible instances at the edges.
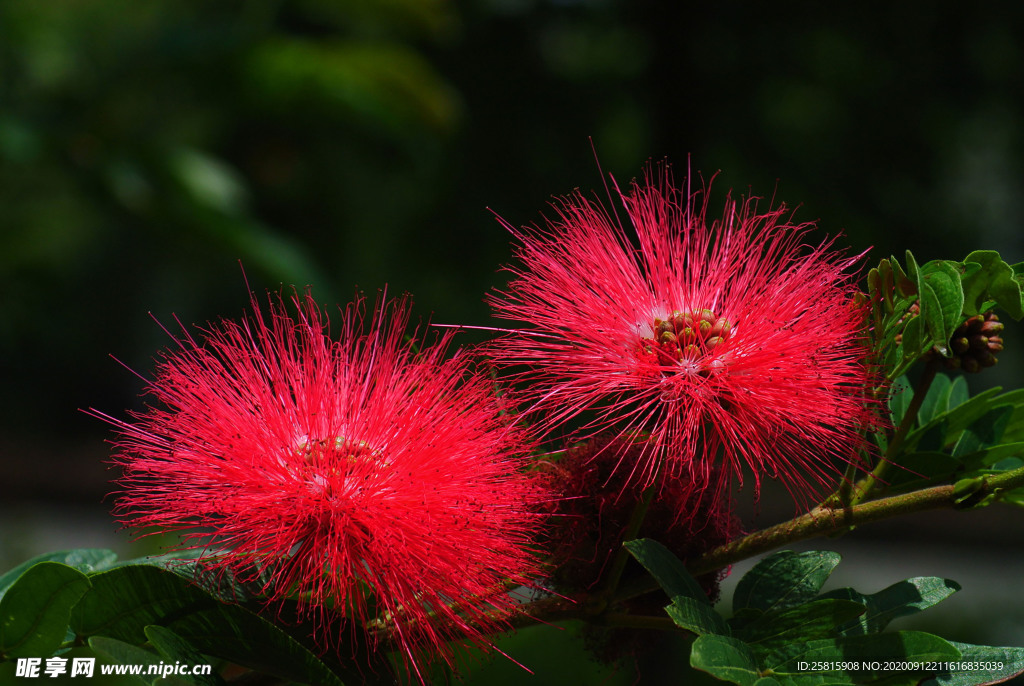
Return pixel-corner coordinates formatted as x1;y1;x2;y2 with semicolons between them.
488;166;875;502
93;290;543;679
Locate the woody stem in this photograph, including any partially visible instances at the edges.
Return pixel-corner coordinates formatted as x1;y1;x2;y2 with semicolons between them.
686;464;1024;577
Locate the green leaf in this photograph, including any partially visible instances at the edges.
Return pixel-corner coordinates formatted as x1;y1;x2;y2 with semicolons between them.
0;549;116;601
918;373;955;425
868;266;884;314
0;562;92;659
666;595;730;636
820;577;961;636
952;403;1014;455
764;631;960;685
889;376;914;426
732;551;842;615
920;260;966;352
947;375;970;410
919;281;947;354
905;250;921;283
891;255;916;297
962;250;1024;319
737;599;866;650
71;565;346;686
167;605;347;686
624;538;708;602
71;565;221;644
901;313;924;361
923;641;1024;686
88;635;165;683
884;451;963;490
146;625;226;686
690;634;764;686
877;259;896;311
903;386;1008;455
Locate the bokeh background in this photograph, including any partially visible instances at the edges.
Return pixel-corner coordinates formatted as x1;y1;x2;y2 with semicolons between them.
2;1;1024;683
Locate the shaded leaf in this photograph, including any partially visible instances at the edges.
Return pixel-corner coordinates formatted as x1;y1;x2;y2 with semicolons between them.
0;549;116;601
820;577;961;637
919;373;955;425
901;385;1014;457
624;538;708;602
764;631;960;686
71;565;346;686
891;255;916;297
923;641;1024;686
919;281;948;355
146;625;226;686
947;376;970;413
732;551;841;615
901;314;923;361
0;562;92;659
71;565;220;644
920;260;966;353
690;634;763;686
88;635;165;683
889;376;913;427
666;595;730;636
962;251;1024;319
884;451;962;491
737;599;866;650
952;406;1013;457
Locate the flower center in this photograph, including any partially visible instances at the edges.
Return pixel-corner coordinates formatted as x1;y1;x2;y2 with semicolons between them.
295;435;384;467
639;308;732;374
291;435;390;493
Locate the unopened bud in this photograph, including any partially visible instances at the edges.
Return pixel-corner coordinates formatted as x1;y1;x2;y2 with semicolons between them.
965;314;986;332
978;351;998;368
969;334;989;351
706;336;726;350
709;318;731;337
981;320;1004;336
951;336;970;354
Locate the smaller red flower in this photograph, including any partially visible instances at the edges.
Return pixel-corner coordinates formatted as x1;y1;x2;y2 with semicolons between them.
92;289;544;680
541;434;739;600
488;164;877;504
539;434;740;667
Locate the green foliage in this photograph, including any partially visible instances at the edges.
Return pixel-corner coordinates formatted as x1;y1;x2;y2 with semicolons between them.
0;549;117;601
732;551;841;616
0;550;351;686
626;541;1023;686
924;643;1024;686
866;250;1024;379
0;562;91;659
818;577;961;637
880;371;1024;503
623;538;708;602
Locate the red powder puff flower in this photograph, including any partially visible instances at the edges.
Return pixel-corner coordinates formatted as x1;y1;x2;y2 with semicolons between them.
541;434;739;601
91;290;544;681
488;165;876;503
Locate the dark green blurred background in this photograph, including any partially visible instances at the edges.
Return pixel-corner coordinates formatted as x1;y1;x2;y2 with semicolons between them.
2;0;1023;679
